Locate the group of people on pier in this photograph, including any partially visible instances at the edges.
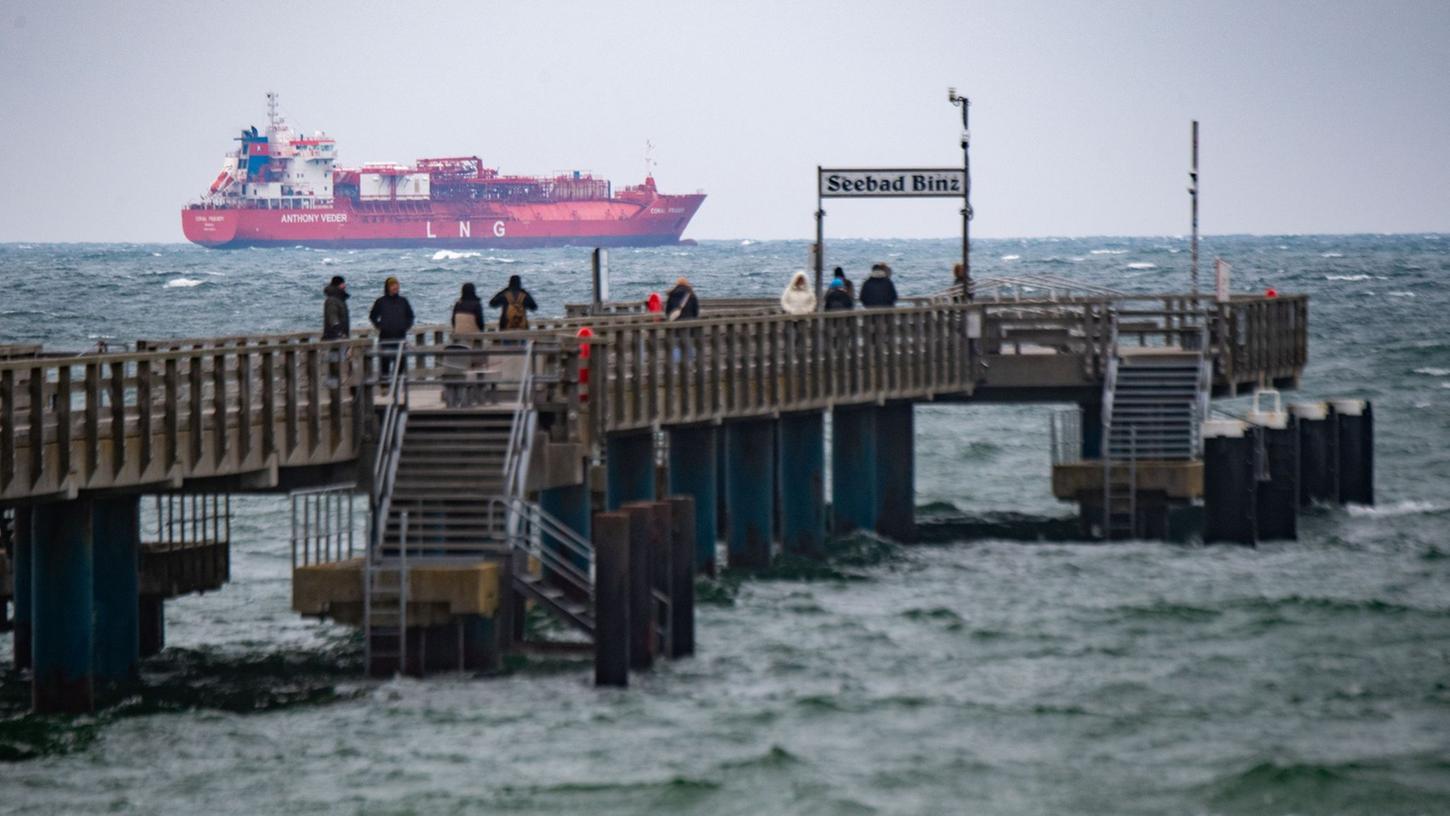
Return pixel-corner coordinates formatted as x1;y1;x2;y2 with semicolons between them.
319;258;923;344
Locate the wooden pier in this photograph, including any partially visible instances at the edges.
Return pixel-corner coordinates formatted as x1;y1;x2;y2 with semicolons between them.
3;289;1322;711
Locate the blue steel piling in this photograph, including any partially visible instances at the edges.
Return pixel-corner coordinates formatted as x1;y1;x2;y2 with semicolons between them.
92;496;141;695
874;402;916;542
12;506;32;670
606;431;656;510
667;425;719;573
831;405;878;534
1332;399;1374;506
777;412;825;557
1290;402;1337;506
539;483;591;574
724;420;774;569
1203;420;1259;546
31;500;96;714
1080;401;1103;460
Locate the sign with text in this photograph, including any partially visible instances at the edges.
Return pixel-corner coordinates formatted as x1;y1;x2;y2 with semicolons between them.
819;168;966;198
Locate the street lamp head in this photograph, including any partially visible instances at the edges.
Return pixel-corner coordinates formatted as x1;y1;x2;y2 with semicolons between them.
947;86;958;103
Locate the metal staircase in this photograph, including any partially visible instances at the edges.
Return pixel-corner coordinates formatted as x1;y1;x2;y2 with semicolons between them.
1100;320;1211;540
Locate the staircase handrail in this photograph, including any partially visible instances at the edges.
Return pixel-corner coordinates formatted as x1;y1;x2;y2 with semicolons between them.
488;496;595;600
369;339;409;558
501;340;537;537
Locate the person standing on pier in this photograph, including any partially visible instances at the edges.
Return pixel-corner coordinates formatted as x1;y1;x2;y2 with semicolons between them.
665;277;698;321
832;266;855;299
322;275;350;339
859;262;899;308
781;271;817;314
450;282;486;334
824;278;854;311
370;276;415;379
490;274;538;331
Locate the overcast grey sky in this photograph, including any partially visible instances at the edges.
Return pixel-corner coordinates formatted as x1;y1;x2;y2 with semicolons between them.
1;0;1447;242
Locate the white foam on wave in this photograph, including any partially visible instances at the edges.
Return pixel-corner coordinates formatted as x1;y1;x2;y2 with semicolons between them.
1326;274;1371;281
1346;500;1446;518
321;257;338;265
165;277;204;288
1126;262;1157;270
1000;254;1021;261
1321;252;1344;258
431;249;482;260
484;256;518;264
1090;249;1128;255
1387;291;1415;298
740;239;755;246
1413;367;1450;376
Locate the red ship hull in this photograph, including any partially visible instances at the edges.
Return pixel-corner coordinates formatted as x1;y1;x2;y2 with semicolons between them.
182;194;705;249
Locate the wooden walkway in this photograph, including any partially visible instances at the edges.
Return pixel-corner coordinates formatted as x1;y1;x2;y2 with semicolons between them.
0;293;1306;504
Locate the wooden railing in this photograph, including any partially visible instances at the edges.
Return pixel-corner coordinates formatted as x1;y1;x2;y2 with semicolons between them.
0;341;363;502
0;293;1306;502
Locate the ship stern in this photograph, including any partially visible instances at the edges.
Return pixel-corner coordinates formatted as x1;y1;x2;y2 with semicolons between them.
181;209;240;248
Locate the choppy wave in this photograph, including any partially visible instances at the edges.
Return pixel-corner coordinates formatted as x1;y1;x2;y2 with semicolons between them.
164;277;204;288
1000;254;1021;261
1345;500;1447;517
431;249;482;260
1411;367;1449;376
1126;262;1157;270
1090;249;1128;255
1326;274;1372;281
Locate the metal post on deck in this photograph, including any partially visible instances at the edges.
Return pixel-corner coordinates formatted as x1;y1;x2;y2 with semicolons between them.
949;87;972;298
1190;120;1199;296
814;170;825;303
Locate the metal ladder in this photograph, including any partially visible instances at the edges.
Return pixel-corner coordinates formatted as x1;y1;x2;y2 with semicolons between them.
364;511;409;675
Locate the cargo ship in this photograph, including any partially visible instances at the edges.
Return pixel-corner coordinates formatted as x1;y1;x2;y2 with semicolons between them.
182;94;705;249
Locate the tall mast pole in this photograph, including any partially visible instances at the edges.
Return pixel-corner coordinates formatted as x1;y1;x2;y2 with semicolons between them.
950;88;972;300
1190;120;1199;297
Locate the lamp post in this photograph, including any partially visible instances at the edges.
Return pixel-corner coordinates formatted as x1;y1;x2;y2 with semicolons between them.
948;87;972;300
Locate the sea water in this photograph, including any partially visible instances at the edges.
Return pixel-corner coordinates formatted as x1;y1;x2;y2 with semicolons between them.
1;235;1448;814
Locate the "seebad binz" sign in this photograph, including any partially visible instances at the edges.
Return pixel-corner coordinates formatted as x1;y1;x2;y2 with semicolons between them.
818;168;966;198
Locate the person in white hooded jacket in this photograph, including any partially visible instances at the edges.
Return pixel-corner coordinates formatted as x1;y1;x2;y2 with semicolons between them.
780;271;817;315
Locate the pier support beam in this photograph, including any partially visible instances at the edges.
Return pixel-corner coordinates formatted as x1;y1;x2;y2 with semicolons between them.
724;420;774;569
539;483;591;575
1332;399;1374;506
875;402;916;542
667;425;718;574
1203;420;1258;546
1290;402;1337;506
92;497;141;695
12;506;32;670
31;500;95;714
831;405;877;535
621;503;657;670
665;496;696;658
605;431;655;511
777;412;825;557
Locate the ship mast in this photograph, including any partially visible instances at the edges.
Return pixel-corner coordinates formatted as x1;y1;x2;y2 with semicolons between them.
266;91;284;136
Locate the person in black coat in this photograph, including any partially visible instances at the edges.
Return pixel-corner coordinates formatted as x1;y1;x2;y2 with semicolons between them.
322;275;350;339
489;274;538;330
858;262;898;307
664;277;699;320
369;275;415;378
824;278;854;311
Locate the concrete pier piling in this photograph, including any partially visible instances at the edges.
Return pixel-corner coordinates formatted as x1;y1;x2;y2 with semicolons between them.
1331;399;1374;506
667;425;718;574
831;404;878;534
1203;420;1258;546
606;431;656;510
777;412;825;557
592;511;630;687
875;402;916;542
31;500;96;714
1290;402;1337;506
92;497;141;695
724;420;774;569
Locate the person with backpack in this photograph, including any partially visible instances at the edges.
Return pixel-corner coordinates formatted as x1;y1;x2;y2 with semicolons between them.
489;274;538;331
664;277;698;321
451;282;486;333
